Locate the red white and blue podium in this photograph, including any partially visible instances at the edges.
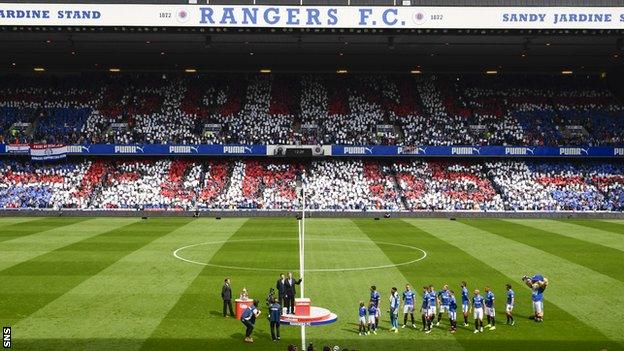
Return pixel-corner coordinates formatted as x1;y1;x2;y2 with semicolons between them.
280;298;338;326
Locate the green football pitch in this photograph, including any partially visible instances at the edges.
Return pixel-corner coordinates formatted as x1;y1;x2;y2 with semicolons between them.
1;217;624;351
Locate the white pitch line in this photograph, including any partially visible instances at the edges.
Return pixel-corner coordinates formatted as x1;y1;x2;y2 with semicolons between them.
172;238;427;272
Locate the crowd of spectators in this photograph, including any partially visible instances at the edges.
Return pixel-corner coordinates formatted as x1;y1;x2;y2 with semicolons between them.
488;161;624;211
0;159;90;208
1;73;621;147
1;158;622;211
393;161;503;211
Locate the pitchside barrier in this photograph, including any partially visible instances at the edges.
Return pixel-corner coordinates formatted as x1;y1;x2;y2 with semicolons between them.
1;209;623;219
1;144;624;159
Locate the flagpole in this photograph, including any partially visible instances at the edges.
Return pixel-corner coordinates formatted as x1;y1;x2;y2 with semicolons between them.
300;184;306;351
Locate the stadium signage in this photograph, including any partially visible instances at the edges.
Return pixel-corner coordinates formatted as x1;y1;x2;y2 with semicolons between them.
222;145;254;154
30;144;68;161
169;145;198;154
398;146;427;155
6;143;30;154
505;147;535;156
0;4;623;29
114;145;144;154
332;145;624;157
342;146;373;155
1;144;623;157
559;147;589;156
451;147;480;155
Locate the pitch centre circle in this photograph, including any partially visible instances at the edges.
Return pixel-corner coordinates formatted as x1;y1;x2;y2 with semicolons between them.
173;238;427;272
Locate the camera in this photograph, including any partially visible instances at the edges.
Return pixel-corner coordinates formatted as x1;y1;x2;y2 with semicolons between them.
266;287;276;306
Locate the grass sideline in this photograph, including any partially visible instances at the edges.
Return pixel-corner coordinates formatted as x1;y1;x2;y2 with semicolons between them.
0;217;623;351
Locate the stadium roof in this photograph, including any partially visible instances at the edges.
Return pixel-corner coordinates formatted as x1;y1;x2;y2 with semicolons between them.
0;29;621;72
0;1;621;72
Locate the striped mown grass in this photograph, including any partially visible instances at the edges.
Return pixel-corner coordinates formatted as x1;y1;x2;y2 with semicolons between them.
0;217;622;351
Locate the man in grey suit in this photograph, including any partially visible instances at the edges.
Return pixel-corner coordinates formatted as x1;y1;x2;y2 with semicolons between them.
222;278;234;317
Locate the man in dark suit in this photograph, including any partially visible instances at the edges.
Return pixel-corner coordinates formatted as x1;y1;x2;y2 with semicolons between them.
276;273;287;308
221;278;234;317
284;272;302;314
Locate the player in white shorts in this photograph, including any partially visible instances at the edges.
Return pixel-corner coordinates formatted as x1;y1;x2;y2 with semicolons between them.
505;283;515;326
358;302;367;335
472;289;485;333
402;284;417;328
484;286;496;331
460;281;470;326
436;284;451;326
367;302;378;335
448;291;458;333
420;286;430;332
370;286;381;329
427;285;437;319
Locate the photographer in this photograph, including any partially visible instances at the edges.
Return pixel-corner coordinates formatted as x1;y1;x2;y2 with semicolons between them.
240;299;261;343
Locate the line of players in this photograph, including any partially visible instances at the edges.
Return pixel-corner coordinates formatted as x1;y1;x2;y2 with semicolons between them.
358;277;546;336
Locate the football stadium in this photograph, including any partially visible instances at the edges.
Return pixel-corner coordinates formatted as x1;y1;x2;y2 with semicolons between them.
1;0;624;350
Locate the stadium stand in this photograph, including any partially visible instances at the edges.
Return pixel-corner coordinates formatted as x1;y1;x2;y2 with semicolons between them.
2;73;622;147
1;72;623;212
1;159;622;211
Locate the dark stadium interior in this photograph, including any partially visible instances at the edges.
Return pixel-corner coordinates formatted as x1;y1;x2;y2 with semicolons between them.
0;29;622;72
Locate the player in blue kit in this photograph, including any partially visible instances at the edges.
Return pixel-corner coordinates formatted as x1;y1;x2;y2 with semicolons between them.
505;283;515;325
449;291;458;333
358;301;367;336
420;286;431;333
484;286;496;331
370;285;381;329
389;287;400;333
367;301;378;335
460;281;470;326
436;284;451;326
402;284;417;328
472;289;485;333
427;285;437;329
